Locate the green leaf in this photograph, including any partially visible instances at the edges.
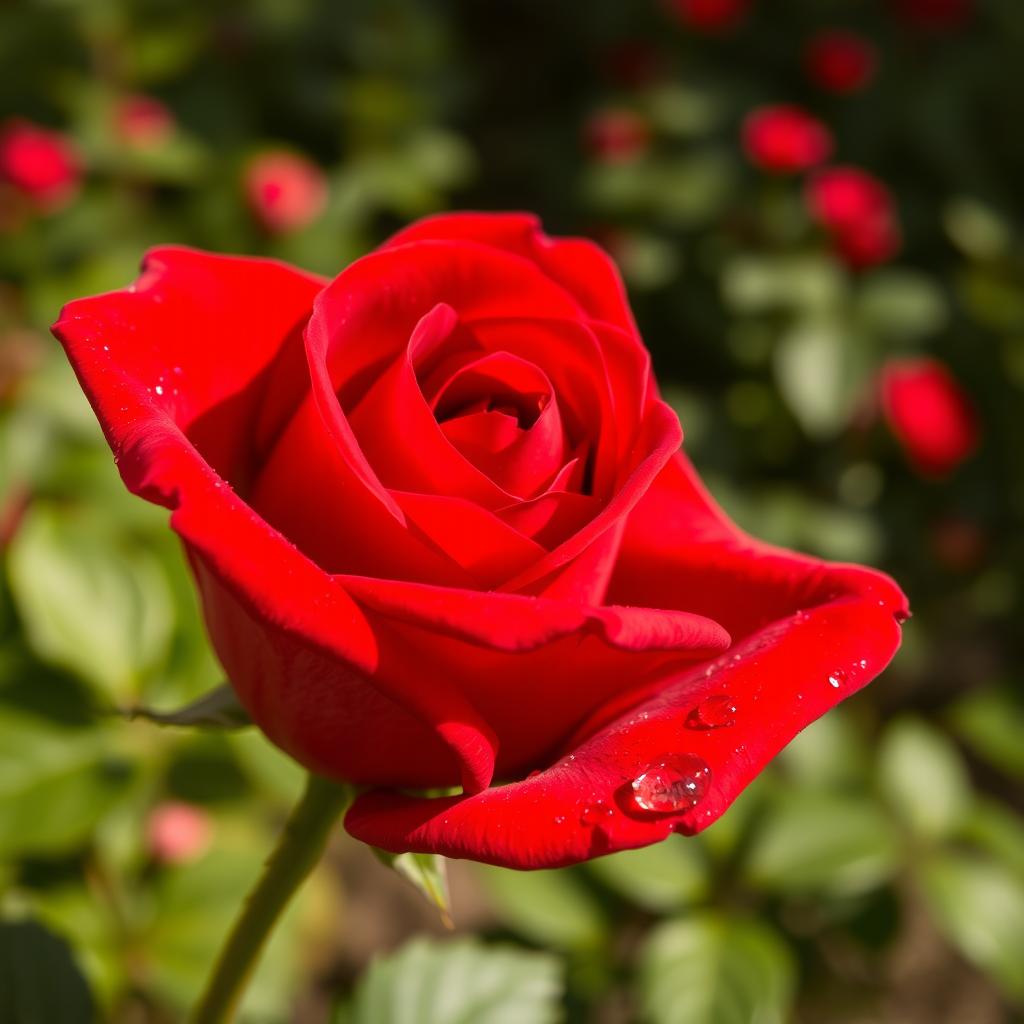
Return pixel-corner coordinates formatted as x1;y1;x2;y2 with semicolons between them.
585;836;708;913
856;269;948;340
638;913;795;1024
0;918;94;1024
742;792;900;895
144;841;306;1016
878;718;972;840
773;317;868;438
920;853;1024;1003
344;937;563;1024
7;504;173;701
475;865;606;950
375;850;451;924
949;686;1024;780
123;684;251;730
0;710;137;856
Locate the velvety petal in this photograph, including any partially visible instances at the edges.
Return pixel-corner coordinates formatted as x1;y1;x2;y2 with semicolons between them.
384;211;638;333
343;451;908;868
52;254;501;793
345;574;904;867
53;246;326;489
392;491;547;588
338;574;731;778
501;400;682;601
463;317;622;499
346;305;514;508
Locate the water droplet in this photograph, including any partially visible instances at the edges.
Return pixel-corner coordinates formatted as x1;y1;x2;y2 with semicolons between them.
579;800;614;826
101;345;109;352
154;385;164;396
827;669;847;689
686;695;737;730
857;659;868;670
553;815;566;825
895;609;911;623
631;754;711;813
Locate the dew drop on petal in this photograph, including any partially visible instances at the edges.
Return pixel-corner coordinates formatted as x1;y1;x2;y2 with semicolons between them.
154;385;164;396
686;695;738;730
553;815;566;825
631;754;711;814
828;669;847;689
579;800;614;826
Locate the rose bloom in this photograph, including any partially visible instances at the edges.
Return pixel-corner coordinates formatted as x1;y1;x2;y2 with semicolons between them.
880;356;979;478
891;0;974;30
806;166;901;269
0;119;80;212
805;30;877;94
115;94;175;149
741;105;833;174
583;109;651;164
669;0;751;32
146;801;213;864
53;213;906;868
243;150;327;234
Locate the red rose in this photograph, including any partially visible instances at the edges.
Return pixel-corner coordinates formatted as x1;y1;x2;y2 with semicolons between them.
0;118;80;212
669;0;751;33
52;213;906;868
741;105;833;174
891;0;973;30
806;166;901;269
243;149;327;234
804;30;877;95
583;109;651;164
880;356;979;477
115;94;175;149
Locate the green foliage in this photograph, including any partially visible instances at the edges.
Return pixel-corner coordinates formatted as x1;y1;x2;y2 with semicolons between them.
340;937;564;1024
2;0;1023;1020
638;914;795;1024
0;918;94;1024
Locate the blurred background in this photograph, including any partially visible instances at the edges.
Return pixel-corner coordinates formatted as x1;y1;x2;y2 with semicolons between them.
1;0;1023;1021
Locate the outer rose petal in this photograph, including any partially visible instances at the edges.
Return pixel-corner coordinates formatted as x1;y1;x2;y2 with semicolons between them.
345;452;908;868
51;251;501;793
384;211;639;335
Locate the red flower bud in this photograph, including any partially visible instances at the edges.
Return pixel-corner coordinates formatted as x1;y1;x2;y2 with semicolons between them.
880;357;980;477
741;105;833;174
0;119;80;212
243;150;328;234
805;30;877;94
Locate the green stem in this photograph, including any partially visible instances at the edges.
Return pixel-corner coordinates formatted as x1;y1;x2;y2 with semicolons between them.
190;773;351;1023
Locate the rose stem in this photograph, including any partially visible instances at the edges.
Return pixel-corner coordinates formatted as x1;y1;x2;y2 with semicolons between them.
190;772;352;1023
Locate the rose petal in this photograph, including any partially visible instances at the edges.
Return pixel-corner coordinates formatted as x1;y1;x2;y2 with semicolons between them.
52;251;503;793
344;451;908;868
338;574;731;779
384;211;638;333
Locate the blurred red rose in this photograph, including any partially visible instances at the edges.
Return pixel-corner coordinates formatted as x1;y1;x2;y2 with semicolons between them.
880;357;980;477
891;0;974;30
805;30;877;94
146;801;213;864
115;95;175;149
583;109;651;164
244;150;327;234
807;166;901;268
741;105;833;173
930;516;987;572
669;0;750;32
53;212;906;869
0;119;80;212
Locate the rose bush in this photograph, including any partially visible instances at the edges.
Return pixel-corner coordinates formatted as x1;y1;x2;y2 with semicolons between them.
52;213;907;869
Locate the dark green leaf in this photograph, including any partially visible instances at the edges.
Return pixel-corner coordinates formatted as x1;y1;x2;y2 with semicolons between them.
0;918;94;1024
638;913;794;1024
345;937;563;1024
